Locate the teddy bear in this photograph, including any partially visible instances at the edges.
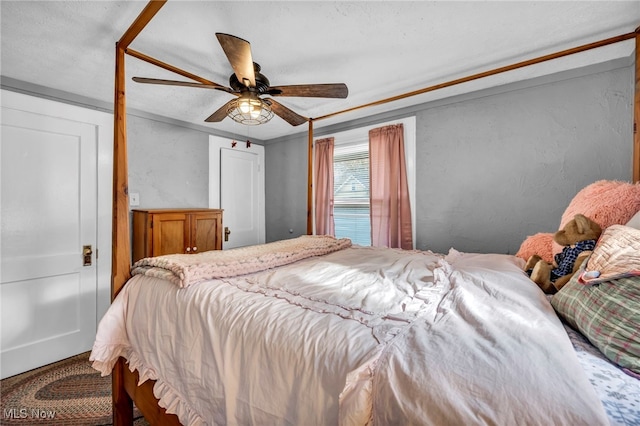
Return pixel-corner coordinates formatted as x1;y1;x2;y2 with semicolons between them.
516;180;640;264
524;213;602;294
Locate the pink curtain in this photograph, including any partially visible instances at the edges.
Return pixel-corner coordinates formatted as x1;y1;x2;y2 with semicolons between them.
369;124;413;249
314;137;335;236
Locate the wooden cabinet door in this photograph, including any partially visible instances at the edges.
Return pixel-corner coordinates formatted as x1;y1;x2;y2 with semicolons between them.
190;212;221;253
152;213;189;256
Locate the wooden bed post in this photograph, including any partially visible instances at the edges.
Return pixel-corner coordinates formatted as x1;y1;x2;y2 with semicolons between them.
634;25;640;183
112;2;167;297
112;2;167;425
112;44;131;302
307;119;314;235
112;44;134;426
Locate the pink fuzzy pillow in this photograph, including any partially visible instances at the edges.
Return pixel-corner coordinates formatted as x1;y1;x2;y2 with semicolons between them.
516;180;640;263
552;180;640;256
516;232;554;263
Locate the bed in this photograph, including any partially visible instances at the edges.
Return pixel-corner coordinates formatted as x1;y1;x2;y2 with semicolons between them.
100;2;640;425
91;233;640;425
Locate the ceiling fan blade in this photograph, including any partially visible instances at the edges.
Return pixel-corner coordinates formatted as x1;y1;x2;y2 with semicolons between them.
267;83;348;99
132;77;235;94
216;33;256;88
204;99;236;123
265;99;308;126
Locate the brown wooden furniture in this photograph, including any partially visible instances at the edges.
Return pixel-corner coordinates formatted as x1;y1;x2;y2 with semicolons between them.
132;208;223;263
110;3;640;424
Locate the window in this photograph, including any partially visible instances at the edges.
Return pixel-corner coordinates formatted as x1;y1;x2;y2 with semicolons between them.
316;116;416;248
333;142;371;245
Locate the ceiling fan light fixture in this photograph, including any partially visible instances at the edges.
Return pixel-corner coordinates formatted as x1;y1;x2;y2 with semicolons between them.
227;93;273;125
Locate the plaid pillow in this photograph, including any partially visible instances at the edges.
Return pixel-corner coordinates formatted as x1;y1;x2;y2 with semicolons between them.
551;265;640;375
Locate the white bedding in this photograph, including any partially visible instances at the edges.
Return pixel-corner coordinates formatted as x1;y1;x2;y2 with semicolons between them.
563;321;640;424
91;241;609;425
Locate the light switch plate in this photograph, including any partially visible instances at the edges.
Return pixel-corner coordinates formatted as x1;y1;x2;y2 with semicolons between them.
130;192;140;206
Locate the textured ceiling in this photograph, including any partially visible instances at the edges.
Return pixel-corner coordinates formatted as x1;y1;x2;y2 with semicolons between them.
1;1;638;141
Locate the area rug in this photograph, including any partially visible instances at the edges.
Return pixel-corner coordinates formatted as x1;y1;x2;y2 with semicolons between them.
1;352;148;425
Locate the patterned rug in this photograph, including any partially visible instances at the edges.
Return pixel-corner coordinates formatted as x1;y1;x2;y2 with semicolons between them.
1;352;148;425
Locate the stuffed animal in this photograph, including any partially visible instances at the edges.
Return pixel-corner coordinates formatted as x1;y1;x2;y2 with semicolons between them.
524;214;602;294
517;180;640;263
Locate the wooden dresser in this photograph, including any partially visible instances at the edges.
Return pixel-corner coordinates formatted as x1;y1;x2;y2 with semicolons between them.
132;208;223;263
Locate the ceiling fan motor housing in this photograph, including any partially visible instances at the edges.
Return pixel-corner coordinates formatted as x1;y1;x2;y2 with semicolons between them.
229;62;270;93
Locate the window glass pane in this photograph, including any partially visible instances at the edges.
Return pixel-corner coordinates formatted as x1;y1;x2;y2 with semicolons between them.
334;204;370;246
333;143;370;246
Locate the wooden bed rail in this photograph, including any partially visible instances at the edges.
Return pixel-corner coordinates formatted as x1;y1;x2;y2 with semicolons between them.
312;31;637;123
305;28;640;231
125;48;223;87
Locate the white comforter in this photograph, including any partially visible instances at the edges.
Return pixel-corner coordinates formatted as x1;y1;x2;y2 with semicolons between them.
91;241;608;425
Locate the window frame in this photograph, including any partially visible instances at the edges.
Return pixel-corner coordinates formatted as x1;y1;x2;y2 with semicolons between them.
312;116;416;248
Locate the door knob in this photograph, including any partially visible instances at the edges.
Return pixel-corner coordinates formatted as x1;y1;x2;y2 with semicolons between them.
83;245;93;266
224;227;231;242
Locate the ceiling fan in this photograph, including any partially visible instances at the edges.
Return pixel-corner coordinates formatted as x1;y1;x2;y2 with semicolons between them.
132;33;348;126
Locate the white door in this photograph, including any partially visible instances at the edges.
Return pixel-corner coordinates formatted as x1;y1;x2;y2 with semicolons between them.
1;94;105;379
209;136;265;249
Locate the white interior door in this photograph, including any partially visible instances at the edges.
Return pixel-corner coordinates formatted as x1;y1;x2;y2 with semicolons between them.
1;95;103;379
209;136;265;249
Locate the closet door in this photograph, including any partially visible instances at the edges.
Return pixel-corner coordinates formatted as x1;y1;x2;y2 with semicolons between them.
1;94;100;379
220;148;263;249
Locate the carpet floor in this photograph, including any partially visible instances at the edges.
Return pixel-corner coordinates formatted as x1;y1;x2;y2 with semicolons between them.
1;352;149;425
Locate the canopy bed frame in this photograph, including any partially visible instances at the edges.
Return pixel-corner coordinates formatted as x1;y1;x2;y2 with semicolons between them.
110;1;640;424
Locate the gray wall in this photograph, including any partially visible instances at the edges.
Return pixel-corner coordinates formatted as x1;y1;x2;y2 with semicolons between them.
265;137;309;239
0;75;254;212
3;61;635;255
265;63;634;255
127;115;211;209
